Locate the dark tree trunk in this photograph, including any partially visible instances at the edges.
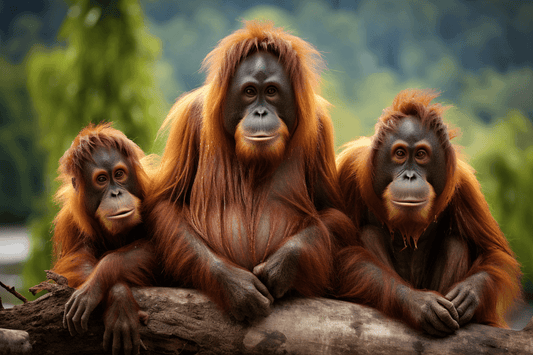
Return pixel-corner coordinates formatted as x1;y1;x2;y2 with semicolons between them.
1;284;532;354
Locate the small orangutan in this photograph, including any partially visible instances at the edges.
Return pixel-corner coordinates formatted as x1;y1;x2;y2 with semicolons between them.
336;89;521;336
144;20;353;321
52;123;156;354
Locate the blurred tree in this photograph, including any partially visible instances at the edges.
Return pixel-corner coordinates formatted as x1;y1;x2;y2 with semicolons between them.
471;111;533;283
0;58;44;224
23;0;165;295
0;1;67;229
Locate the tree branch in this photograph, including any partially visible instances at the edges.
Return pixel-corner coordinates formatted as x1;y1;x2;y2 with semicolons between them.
0;282;532;354
0;280;28;304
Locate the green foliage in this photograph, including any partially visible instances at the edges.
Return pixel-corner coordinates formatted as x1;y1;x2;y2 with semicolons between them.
470;112;533;282
23;0;165;297
145;5;232;104
0;57;44;224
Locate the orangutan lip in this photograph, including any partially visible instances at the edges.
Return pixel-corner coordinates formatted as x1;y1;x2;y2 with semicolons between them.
244;134;276;142
392;200;427;207
108;209;134;219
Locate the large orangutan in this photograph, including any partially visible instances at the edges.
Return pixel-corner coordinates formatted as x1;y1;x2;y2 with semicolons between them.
52;123;156;354
336;89;521;336
144;21;353;321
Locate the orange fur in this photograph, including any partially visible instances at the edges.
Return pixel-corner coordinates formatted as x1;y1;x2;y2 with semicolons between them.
145;21;354;311
336;89;521;328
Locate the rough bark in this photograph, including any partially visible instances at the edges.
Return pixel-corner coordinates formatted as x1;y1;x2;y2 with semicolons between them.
0;284;532;355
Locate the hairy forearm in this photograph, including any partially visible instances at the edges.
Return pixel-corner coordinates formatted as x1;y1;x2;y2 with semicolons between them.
84;240;156;292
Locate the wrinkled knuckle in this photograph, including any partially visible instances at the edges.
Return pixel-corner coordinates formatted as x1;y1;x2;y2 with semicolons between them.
435;308;448;319
420;301;431;312
419;293;431;303
72;313;81;321
262;267;273;278
243;292;256;304
245;272;257;283
472;294;480;306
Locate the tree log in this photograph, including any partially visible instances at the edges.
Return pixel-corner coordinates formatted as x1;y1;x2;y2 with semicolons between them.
0;284;532;354
0;328;31;355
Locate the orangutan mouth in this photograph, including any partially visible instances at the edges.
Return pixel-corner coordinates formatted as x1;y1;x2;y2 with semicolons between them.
107;209;135;219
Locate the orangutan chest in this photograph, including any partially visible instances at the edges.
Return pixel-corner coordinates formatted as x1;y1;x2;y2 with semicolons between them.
207;197;296;269
391;236;436;289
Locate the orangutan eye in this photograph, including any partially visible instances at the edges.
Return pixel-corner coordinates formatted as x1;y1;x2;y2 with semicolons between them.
266;86;277;96
395;149;406;158
97;175;107;184
416;149;427;159
244;87;256;96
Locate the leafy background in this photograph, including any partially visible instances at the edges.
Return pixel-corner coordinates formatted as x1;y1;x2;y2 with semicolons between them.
0;0;531;312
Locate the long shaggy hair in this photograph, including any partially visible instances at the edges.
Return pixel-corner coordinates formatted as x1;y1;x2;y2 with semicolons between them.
145;21;349;307
53;123;148;259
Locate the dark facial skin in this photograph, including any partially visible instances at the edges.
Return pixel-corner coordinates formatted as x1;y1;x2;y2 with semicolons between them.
77;147;141;234
223;51;297;140
373;116;447;201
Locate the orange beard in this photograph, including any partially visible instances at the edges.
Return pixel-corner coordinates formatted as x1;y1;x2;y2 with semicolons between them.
382;184;436;249
235;121;289;168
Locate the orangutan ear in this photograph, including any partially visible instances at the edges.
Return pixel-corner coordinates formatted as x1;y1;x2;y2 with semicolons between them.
72;177;78;192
